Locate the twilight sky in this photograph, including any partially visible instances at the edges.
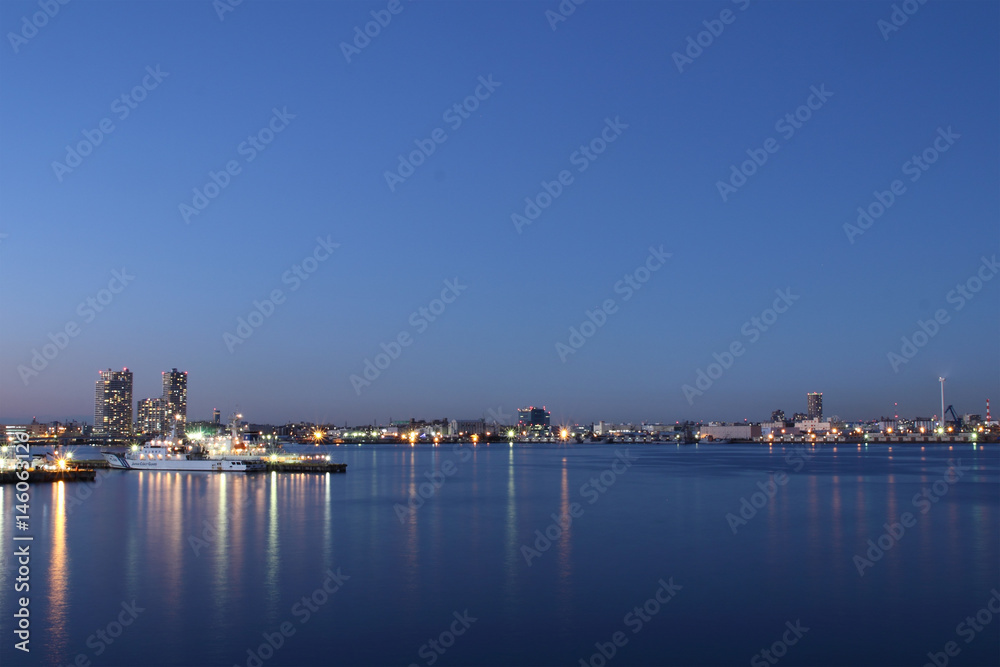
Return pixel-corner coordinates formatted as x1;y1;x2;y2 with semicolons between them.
1;0;997;426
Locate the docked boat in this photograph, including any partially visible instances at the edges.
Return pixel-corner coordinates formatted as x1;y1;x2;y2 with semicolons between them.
104;439;264;472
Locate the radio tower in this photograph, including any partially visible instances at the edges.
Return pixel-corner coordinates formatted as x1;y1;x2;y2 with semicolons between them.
987;398;992;424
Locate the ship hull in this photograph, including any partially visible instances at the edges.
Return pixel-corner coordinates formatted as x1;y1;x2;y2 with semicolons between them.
103;452;262;472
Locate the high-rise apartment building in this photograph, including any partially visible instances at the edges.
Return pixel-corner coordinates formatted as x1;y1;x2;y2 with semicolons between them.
136;397;167;435
162;369;188;436
95;368;133;437
807;392;823;421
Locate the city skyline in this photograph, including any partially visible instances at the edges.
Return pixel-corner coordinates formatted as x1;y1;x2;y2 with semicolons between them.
3;363;992;427
2;1;997;427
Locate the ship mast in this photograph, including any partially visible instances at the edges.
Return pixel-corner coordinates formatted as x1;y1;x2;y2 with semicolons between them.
228;411;243;450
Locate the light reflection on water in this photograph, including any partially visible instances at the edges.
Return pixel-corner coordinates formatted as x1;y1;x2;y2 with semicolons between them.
0;443;996;667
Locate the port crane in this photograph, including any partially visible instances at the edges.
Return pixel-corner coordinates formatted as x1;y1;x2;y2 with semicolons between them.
944;405;962;431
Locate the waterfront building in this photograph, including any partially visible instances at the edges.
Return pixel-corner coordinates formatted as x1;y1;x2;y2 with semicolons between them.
807;392;823;421
517;406;551;431
4;423;49;439
700;424;762;441
878;419;898;433
162;369;188;436
450;419;486;436
136;397;167;435
771;409;786;422
795;419;832;433
95;368;133;437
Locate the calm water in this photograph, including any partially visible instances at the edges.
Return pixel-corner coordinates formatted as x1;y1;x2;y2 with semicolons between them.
1;443;998;667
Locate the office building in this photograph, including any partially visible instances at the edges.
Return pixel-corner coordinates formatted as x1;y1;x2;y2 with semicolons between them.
517;406;551;431
95;368;133;437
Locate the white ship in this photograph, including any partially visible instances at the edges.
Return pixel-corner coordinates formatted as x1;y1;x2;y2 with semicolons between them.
104;432;265;473
104;442;260;471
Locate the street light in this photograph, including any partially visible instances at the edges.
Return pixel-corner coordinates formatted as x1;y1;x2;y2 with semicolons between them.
939;377;946;431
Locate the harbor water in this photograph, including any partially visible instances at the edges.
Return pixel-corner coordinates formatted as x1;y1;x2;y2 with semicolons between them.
0;443;997;666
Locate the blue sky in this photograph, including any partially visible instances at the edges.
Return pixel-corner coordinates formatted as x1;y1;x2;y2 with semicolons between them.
1;0;997;425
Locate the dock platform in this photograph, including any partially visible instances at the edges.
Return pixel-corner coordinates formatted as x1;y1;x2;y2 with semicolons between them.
264;462;347;474
0;469;98;484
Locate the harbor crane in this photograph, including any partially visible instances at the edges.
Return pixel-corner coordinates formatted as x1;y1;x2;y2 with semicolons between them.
944;405;962;431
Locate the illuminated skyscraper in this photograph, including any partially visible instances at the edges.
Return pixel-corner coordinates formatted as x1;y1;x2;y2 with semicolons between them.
807;392;823;421
95;368;133;437
136;397;167;435
162;369;188;436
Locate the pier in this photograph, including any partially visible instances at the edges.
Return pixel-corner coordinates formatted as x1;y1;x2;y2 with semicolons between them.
0;469;97;484
44;458;348;474
264;461;347;474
